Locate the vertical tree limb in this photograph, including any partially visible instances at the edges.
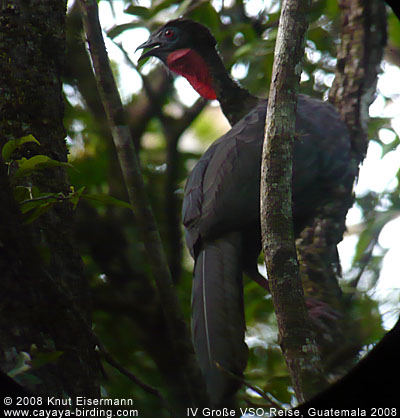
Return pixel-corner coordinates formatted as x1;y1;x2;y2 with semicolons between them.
329;0;387;162
292;0;387;378
260;0;327;402
78;0;208;410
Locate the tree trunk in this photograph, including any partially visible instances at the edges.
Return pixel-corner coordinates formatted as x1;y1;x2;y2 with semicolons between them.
0;0;99;398
288;0;387;379
261;0;327;402
329;0;387;161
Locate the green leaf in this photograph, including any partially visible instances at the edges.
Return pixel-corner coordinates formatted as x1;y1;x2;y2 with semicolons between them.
107;22;144;39
233;43;254;60
381;135;400;157
14;155;73;178
23;202;55;224
151;0;177;16
352;210;399;265
124;1;178;19
31;351;64;369
368;117;391;140
70;186;86;209
81;193;132;209
13;186;32;203
124;5;150;18
2;135;40;161
20;195;60;214
19;188;85;222
309;27;335;54
388;11;400;49
7;352;31;378
185;1;220;27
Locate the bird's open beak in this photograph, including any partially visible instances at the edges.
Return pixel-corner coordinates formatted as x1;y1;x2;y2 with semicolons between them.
136;36;162;61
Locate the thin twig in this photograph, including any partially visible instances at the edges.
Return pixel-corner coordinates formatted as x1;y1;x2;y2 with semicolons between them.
19;194;67;205
216;362;282;409
97;344;171;406
111;39;160;106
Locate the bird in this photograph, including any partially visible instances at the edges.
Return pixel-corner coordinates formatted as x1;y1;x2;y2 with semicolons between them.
136;19;258;126
137;19;353;406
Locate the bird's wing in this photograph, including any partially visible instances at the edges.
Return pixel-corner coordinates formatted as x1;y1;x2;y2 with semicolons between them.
182;103;267;256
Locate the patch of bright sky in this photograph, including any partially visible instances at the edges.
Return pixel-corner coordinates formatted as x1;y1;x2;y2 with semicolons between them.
95;0;400;329
339;63;400;329
231;62;250;80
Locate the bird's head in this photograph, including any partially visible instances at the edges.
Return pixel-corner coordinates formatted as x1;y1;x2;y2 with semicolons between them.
136;19;218;100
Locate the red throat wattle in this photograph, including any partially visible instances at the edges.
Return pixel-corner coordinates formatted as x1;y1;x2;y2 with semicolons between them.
166;48;217;100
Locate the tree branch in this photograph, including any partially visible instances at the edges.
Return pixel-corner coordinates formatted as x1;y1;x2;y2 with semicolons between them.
291;0;387;379
329;0;387;161
97;344;170;406
78;0;208;410
110;38;207;280
260;0;327;402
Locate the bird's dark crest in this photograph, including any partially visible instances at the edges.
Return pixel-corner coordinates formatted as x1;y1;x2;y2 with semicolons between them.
161;18;217;49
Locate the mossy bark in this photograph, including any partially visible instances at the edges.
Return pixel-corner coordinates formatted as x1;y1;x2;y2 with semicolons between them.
0;0;99;397
261;0;327;402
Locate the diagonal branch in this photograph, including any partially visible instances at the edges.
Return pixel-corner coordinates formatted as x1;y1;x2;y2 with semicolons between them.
78;0;208;410
111;37;207;281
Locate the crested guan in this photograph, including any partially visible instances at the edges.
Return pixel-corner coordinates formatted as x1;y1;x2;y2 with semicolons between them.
137;19;258;126
137;20;354;406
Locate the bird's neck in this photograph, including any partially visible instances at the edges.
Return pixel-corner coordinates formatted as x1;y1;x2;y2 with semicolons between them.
204;49;259;125
166;47;258;126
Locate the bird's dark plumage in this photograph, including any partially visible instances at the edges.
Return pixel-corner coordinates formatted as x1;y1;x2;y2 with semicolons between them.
138;19;353;406
182;98;351;405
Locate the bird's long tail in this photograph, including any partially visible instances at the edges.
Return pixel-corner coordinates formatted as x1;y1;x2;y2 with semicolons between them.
191;231;248;406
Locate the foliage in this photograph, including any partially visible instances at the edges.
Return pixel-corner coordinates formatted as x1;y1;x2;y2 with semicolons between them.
2;134;132;225
59;0;399;413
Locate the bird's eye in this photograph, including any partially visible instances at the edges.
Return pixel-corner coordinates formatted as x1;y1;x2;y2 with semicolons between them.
164;29;174;38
